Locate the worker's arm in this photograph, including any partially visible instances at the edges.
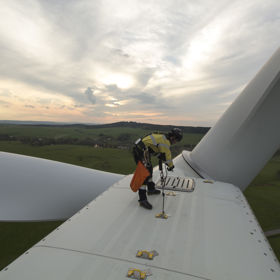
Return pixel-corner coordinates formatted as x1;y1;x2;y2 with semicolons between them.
158;143;174;168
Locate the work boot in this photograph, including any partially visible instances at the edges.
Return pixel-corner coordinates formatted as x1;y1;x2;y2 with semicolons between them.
147;181;161;195
147;189;161;195
139;200;153;209
138;189;153;210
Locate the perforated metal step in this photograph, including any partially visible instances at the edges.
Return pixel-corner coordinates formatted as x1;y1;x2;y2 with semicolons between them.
156;176;195;192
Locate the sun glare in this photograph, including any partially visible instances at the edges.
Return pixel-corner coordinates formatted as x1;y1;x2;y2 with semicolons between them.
101;73;134;89
183;20;226;77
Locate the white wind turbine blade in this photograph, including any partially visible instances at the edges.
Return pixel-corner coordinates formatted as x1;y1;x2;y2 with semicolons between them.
186;47;280;190
0;152;124;221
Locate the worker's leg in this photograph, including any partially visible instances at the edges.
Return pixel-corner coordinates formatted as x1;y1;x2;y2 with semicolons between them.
132;145;153;209
138;186;152;209
145;163;160;195
147;181;160;195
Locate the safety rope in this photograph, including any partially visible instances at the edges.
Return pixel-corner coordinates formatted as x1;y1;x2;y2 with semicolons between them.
156;159;168;219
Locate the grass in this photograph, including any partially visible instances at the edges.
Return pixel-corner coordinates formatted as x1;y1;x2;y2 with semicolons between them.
0;125;148;140
0;141;135;174
244;156;280;262
244;157;280;231
268;235;280;261
0;221;63;270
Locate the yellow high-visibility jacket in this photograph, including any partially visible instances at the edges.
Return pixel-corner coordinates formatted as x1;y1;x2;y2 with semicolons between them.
142;133;174;168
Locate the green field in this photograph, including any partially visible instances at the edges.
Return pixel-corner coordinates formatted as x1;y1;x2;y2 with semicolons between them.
0;141;135;174
0;124;203;147
0;124;279;269
0;125;146;145
244;156;280;231
0;221;63;271
243;156;280;261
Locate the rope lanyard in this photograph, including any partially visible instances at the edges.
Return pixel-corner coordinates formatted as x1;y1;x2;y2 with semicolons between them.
159;159;168;215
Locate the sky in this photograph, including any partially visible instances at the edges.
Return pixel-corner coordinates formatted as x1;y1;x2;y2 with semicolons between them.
0;0;279;126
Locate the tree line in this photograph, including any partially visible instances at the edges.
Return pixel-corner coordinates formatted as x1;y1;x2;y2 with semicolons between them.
0;133;196;154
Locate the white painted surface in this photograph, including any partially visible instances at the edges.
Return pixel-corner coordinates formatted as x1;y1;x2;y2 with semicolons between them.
1;157;279;279
0;152;124;221
189;47;280;190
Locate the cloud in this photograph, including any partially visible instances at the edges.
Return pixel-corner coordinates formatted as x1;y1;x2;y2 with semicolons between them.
0;99;11;107
24;105;35;109
132;92;156;104
128;91;171;111
0;0;279;125
135;68;156;87
84;87;96;104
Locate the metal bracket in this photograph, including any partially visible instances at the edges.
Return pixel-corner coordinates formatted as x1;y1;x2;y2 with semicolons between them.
155;212;168;219
127;268;152;280
136;250;158;260
166;191;176;196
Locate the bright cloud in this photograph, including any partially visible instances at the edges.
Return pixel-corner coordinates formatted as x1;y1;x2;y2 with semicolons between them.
99;73;135;89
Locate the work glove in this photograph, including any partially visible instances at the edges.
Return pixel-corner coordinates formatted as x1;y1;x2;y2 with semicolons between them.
167;166;174;172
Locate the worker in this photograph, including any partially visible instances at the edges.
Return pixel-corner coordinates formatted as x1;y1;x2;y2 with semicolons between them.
132;128;183;209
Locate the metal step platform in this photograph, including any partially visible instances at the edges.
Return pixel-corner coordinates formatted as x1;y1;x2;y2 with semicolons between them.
156;176;195;192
